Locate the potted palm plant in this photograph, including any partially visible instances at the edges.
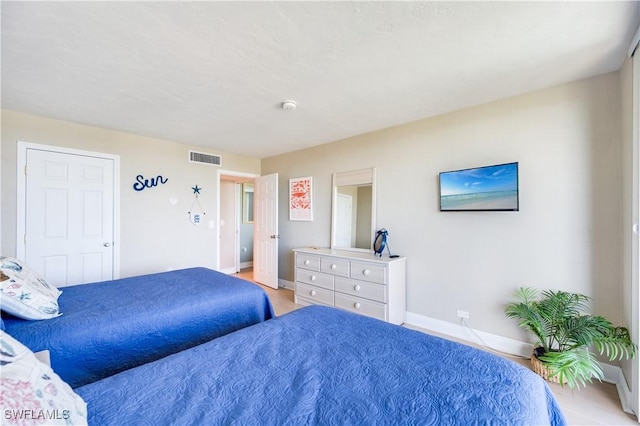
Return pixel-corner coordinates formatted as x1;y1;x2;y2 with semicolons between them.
505;287;636;388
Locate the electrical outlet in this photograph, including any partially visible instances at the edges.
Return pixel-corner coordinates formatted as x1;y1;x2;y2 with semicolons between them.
457;310;470;320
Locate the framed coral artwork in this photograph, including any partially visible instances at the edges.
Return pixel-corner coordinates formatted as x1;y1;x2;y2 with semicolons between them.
289;176;313;221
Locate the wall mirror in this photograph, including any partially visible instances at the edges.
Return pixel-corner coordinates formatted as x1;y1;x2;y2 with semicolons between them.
331;167;376;252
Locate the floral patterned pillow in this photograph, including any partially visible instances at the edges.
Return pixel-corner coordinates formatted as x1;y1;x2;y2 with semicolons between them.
0;257;62;320
0;331;87;425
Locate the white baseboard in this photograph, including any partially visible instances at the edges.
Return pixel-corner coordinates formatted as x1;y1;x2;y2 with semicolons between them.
610;366;635;415
240;261;253;269
600;362;621;385
405;311;532;358
405;310;630;411
278;279;295;290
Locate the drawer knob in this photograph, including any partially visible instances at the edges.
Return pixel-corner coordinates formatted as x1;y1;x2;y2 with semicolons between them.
310;290;317;296
304;260;310;266
331;264;337;270
354;302;361;309
354;285;361;291
310;275;316;281
362;269;370;276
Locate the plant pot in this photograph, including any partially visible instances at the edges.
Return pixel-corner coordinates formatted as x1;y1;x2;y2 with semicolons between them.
530;348;567;385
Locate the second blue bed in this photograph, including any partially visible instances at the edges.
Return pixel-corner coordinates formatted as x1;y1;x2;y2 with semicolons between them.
76;305;566;425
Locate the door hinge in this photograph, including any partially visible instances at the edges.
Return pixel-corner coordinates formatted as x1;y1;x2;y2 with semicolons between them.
24;166;27;175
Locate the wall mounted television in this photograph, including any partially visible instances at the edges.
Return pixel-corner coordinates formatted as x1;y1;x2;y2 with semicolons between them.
439;162;519;212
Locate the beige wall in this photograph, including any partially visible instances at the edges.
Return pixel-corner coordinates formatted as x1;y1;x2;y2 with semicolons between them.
1;110;260;278
263;72;624;340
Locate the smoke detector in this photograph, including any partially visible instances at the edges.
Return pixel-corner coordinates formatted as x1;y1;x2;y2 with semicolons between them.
281;100;297;111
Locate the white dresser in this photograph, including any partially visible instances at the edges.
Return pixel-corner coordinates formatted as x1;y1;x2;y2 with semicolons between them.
293;248;406;324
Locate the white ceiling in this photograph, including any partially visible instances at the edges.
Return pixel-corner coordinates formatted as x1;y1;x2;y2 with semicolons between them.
2;2;639;159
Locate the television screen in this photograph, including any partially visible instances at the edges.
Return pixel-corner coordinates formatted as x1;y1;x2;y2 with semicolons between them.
439;162;519;211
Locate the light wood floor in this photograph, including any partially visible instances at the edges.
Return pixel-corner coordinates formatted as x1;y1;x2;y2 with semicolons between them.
236;270;637;425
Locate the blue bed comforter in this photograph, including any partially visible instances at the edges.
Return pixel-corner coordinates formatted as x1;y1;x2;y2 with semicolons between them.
3;267;274;388
77;305;566;425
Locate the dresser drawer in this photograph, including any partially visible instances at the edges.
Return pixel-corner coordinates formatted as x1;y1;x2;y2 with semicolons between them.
296;269;334;290
320;257;349;277
350;261;387;284
296;254;320;271
335;293;386;321
335;277;385;303
296;283;334;306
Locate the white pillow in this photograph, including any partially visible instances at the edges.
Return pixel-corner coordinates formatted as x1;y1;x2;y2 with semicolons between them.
0;257;62;320
0;330;87;425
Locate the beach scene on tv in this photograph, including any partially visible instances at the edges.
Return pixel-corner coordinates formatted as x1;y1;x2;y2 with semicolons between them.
439;163;519;211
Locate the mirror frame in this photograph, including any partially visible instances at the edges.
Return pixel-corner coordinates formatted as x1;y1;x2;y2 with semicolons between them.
330;167;377;252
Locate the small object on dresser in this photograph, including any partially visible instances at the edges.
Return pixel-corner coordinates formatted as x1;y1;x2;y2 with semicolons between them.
373;229;389;257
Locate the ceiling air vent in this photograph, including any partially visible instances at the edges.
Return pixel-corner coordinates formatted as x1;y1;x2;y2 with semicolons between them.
189;150;221;166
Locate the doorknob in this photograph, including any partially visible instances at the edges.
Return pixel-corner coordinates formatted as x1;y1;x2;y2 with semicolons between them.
103;242;111;247
270;235;280;239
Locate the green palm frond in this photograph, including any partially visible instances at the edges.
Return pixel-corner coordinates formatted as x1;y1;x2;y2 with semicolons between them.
561;316;611;349
592;326;637;361
539;347;603;389
505;287;548;350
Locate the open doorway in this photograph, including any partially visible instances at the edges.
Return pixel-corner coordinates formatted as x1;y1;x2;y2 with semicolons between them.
217;171;258;276
217;170;279;289
219;175;255;275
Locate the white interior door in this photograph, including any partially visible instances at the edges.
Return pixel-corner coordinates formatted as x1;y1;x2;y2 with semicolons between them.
253;173;278;288
24;148;115;287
